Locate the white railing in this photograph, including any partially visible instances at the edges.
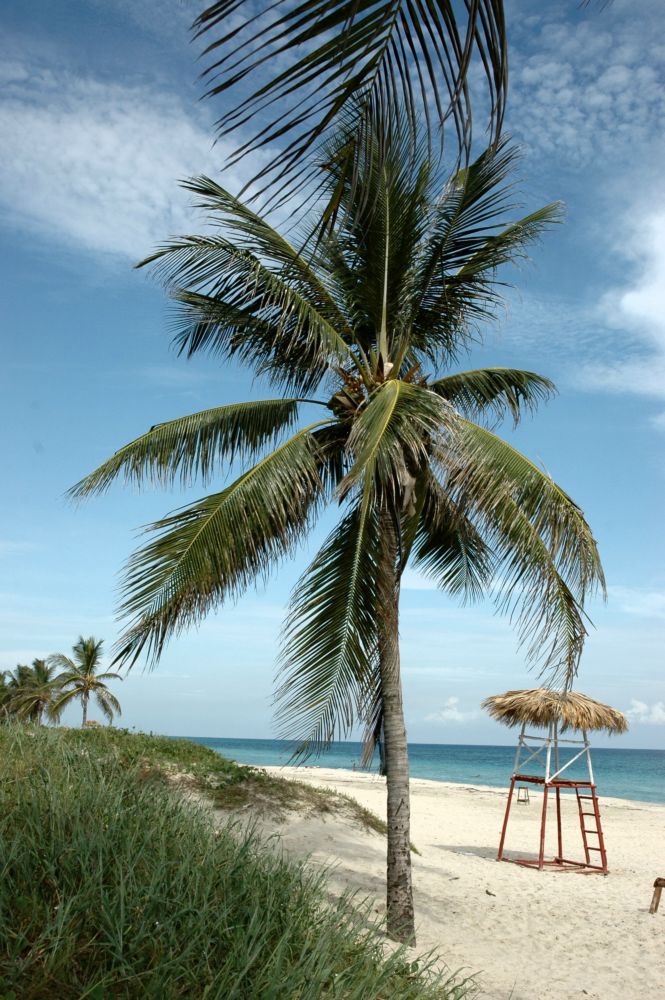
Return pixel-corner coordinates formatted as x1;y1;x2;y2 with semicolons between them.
513;721;594;784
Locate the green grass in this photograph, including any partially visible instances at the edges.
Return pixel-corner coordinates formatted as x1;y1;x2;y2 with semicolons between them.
42;726;417;849
0;726;474;999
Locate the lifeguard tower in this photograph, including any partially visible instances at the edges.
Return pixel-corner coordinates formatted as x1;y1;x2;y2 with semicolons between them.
483;688;627;874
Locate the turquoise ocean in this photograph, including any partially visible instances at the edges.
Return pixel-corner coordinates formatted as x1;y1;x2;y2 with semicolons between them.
184;737;664;804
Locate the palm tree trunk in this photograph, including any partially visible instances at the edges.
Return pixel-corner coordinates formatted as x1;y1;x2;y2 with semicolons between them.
82;693;88;727
378;509;415;944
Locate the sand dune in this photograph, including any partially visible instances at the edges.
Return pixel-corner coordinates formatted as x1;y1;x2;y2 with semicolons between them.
257;767;665;1000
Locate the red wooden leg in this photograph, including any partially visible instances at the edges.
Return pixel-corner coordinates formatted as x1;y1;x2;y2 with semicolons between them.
538;786;549;870
498;776;516;861
555;786;563;863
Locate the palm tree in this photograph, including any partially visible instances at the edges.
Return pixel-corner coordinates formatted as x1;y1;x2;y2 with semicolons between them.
71;128;604;942
5;659;60;724
49;637;123;727
0;671;15;721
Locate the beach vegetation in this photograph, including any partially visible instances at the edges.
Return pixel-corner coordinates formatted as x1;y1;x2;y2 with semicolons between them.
0;724;472;999
72;114;604;943
41;724;401;840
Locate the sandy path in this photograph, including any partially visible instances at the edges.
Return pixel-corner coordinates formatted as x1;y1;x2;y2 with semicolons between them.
253;766;665;1000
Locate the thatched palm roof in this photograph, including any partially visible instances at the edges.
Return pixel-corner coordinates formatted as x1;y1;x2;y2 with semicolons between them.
482;688;628;735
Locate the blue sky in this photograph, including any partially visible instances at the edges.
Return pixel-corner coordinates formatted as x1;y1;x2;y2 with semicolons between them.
1;0;664;749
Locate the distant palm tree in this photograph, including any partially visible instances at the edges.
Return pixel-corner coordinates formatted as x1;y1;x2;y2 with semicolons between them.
49;637;122;727
5;659;60;724
0;671;15;721
72;124;604;942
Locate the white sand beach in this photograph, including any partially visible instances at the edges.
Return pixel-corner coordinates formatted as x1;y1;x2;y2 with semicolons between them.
256;767;665;1000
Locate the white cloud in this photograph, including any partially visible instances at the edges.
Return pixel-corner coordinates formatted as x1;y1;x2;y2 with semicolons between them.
582;356;665;402
508;8;665;167
579;206;665;423
608;586;665;620
615;212;665;348
626;699;665;725
0;54;259;261
425;696;478;723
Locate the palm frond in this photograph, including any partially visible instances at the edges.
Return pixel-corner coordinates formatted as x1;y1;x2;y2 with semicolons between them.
275;491;381;754
194;0;507;200
455;203;562;277
9;687;56;722
358;674;384;771
46;654;78;676
439;420;605;687
114;423;331;667
409;142;561;362
6;665;34;691
411;472;494;601
340;380;453;500
72;637;105;672
70;398;306;496
430;368;555;426
180;178;353;331
143;229;353;392
309;422;349;488
315;112;435;358
95;689;122;722
48;687;81;722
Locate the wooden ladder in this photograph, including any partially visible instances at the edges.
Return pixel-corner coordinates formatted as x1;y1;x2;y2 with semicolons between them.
575;786;608;872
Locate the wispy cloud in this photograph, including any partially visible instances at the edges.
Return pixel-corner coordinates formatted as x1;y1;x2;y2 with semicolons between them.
508;5;665;168
0;52;257;262
493;3;665;431
425;697;478;723
626;699;665;725
608;586;665;620
93;0;193;39
579;206;665;425
493;187;665;432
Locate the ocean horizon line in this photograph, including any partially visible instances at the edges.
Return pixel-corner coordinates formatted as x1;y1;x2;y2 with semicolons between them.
174;734;664;754
179;735;665;805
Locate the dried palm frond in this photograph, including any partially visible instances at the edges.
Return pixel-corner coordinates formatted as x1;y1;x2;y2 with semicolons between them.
482;688;627;735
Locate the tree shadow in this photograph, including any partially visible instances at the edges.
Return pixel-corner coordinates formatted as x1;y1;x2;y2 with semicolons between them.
432;843;536;862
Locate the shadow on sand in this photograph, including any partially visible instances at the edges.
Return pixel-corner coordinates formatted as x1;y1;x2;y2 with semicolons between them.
432;843;540;863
